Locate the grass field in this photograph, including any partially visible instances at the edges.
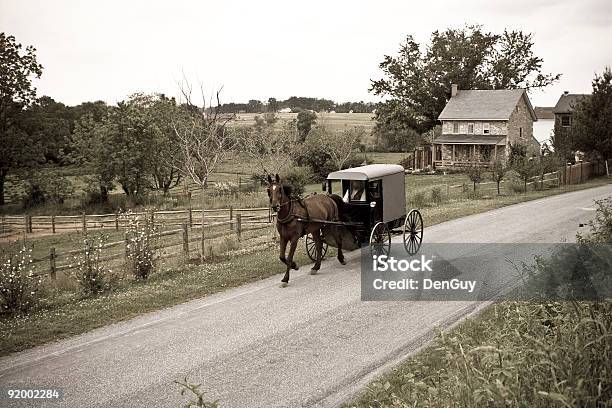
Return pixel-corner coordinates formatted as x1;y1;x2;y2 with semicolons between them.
232;112;375;131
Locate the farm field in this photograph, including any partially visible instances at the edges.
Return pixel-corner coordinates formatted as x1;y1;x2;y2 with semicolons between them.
232;112;376;131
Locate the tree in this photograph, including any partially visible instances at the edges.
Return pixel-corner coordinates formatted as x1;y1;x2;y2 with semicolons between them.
296;110;317;141
267;97;278;112
319;126;365;170
490;159;507;195
370;26;560;135
24;96;73;163
173;82;236;260
466;164;483;192
513;156;538;192
243;120;299;177
246;99;263;113
70;109;115;202
0;33;44;205
571;67;612;176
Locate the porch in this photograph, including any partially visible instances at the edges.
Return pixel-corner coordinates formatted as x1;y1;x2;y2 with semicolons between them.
433;135;507;169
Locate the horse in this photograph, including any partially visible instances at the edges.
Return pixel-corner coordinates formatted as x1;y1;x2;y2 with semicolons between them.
266;174;346;287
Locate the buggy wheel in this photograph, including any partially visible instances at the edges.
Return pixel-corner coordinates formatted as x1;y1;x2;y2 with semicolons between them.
305;233;328;262
403;209;423;255
370;222;391;257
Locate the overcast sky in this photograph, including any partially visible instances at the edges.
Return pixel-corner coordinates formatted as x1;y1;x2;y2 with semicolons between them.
1;0;611;108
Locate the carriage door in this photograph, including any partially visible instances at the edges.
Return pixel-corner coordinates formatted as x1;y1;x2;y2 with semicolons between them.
368;180;383;225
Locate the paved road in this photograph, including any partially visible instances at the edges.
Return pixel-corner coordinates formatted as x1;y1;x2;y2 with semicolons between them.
1;184;611;408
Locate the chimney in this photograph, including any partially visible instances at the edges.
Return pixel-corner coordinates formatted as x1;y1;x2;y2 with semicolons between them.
563;91;569;95
451;84;458;97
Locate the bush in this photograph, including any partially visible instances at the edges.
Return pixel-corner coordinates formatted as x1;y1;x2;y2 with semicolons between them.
71;236;112;295
283;167;313;196
21;174;74;209
430;187;443;204
0;247;40;313
124;211;158;279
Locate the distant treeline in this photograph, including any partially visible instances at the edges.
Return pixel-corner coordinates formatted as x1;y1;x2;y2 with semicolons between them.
217;97;379;114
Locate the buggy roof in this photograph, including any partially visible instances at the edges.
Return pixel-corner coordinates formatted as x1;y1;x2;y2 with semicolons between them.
327;164;405;181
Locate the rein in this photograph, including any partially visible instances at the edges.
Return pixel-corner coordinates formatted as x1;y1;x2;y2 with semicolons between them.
274;195;311;225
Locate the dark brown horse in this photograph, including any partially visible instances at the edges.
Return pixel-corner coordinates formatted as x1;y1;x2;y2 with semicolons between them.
267;174;345;287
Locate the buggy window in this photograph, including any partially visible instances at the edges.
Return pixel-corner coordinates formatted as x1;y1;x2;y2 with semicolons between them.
349;180;366;202
368;180;381;199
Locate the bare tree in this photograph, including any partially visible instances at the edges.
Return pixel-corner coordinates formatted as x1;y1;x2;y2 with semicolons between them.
321;126;365;170
243;120;300;178
172;80;236;260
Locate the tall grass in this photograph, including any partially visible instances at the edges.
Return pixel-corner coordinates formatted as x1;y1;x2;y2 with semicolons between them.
348;301;611;408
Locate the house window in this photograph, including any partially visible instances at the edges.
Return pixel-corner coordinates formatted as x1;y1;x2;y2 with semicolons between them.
468;123;474;134
561;114;571;127
453;122;459;133
483;123;490;134
519;127;523;138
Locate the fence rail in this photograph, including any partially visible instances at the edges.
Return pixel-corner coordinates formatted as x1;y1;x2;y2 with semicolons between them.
0;206;271;236
25;214;276;279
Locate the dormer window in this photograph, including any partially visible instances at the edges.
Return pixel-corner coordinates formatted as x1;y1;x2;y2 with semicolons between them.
483;123;490;134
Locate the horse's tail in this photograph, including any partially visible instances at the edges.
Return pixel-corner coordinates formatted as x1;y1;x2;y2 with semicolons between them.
327;194;345;221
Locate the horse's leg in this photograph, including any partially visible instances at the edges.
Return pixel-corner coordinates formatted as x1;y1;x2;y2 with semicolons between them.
336;227;346;265
281;238;299;287
310;229;323;275
279;236;288;266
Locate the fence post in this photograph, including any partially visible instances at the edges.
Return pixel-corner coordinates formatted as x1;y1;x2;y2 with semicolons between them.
82;212;87;234
182;223;189;260
115;212;119;231
229;206;234;230
236;214;242;242
51;215;56;234
188;206;193;229
580;162;583;183
49;247;56;280
124;232;130;263
1;215;4;235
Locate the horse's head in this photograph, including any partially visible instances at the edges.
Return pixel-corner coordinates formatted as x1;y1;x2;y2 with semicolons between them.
266;173;285;213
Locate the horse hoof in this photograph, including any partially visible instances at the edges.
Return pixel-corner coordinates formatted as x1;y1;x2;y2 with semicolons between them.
310;269;319;275
339;260;346;265
292;263;299;270
280;282;288;288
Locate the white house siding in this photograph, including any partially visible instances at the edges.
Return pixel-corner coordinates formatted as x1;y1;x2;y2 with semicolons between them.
533;119;554;146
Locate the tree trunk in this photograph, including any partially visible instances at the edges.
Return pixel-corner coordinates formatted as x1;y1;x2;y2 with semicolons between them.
201;183;206;262
100;185;109;202
497;181;500;195
0;170;5;206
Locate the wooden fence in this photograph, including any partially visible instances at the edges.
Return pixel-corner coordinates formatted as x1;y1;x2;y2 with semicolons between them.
0;206;271;236
26;214;274;280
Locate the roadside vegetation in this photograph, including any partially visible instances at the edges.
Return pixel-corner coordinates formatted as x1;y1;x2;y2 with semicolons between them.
347;197;612;408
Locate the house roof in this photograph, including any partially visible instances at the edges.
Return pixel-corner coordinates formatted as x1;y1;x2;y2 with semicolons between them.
553;94;590;114
327;164;405;181
438;89;537;121
534;107;554;120
433;135;506;145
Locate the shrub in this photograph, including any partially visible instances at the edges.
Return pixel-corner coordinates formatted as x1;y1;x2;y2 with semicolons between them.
466;164;483;191
0;247;40;313
430;187;443;204
212;181;239;197
21;174;74;209
175;378;219;407
71;236;112;295
578;197;612;243
283;167;313;196
124;211;158;279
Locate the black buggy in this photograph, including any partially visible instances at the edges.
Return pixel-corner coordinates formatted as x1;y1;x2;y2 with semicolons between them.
303;164;423;259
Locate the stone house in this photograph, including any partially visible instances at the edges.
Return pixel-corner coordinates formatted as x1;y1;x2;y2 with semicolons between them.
432;85;538;168
552;92;589;145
